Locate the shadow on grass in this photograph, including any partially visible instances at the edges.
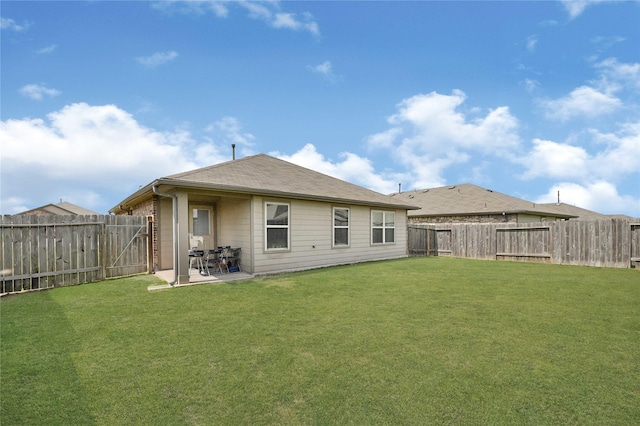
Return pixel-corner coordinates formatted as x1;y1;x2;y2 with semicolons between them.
1;290;97;425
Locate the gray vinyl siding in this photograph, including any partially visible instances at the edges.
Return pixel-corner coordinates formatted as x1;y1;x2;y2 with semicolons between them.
217;197;252;272
251;197;408;275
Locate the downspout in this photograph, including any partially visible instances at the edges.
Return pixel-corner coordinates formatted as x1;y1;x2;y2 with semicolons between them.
152;185;178;286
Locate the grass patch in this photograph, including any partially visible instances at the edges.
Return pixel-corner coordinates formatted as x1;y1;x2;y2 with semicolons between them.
2;257;639;425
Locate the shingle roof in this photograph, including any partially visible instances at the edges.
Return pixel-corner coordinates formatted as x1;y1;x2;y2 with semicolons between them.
118;154;418;210
393;183;575;218
54;202;101;215
16;201;100;216
537;202;634;221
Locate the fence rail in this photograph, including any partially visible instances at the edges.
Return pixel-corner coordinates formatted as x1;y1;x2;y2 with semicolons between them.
1;215;150;294
409;219;639;269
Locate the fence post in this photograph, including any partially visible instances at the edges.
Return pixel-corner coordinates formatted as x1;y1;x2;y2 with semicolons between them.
100;217;107;281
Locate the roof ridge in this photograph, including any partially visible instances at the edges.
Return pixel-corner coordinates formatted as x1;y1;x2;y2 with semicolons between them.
167;153;266;179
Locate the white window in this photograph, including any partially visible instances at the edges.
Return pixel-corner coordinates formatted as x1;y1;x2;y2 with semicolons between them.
265;202;289;251
333;207;350;247
371;210;395;244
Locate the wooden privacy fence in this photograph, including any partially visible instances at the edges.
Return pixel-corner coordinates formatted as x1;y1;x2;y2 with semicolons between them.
1;215;150;294
409;219;640;269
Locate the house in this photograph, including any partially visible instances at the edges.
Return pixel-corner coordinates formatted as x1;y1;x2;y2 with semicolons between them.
14;201;100;216
110;154;419;284
393;183;576;224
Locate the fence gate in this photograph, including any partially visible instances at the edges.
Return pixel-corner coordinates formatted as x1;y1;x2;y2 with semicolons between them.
104;215;151;279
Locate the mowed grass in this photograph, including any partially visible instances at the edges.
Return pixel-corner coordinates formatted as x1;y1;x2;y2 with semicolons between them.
2;257;639;425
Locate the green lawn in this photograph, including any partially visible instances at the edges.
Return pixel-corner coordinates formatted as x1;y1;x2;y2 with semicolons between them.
2;257;639;425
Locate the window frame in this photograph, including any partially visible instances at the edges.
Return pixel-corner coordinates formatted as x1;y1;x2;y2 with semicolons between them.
371;210;395;245
192;208;211;236
332;206;350;248
264;201;290;252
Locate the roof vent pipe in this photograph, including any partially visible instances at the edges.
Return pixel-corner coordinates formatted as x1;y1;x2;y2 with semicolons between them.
232;144;236;160
398;183;402;194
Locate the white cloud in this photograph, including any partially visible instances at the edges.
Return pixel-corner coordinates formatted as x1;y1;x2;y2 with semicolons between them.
526;35;538;53
591;36;626;52
1;197;29;215
536;182;640;216
35;44;58;54
560;0;610;19
1;103;196;181
365;128;402;150
205;116;256;148
136;51;178;68
589;122;640;179
308;60;339;83
392;90;519;152
0;103;239;214
521;139;590;180
539;85;621;121
520;122;639;217
594;57;640;90
521;121;640;181
19;84;61;100
272;144;402;194
366;90;520;188
238;2;319;36
1;17;30;32
154;1;320;36
151;0;229;17
309;60;331;75
522;78;540;93
271;12;319;36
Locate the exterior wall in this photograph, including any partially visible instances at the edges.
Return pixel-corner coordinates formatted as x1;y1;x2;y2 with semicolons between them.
516;213;563;223
117;191;410;276
409;214;519;224
410;213;567;225
18;208;59;216
129;197;156;217
217;197;252;272
251;197;408;275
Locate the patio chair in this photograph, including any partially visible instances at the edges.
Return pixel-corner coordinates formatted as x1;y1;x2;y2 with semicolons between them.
205;249;225;275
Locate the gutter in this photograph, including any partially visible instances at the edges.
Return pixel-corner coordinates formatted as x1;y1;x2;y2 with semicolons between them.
152;184;178;286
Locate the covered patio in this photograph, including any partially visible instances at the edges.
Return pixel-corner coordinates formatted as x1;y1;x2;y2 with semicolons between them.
149;269;254;291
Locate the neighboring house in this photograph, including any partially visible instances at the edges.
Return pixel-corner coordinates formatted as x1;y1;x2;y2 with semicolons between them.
110;154;419;284
394;183;576;224
14;201;100;216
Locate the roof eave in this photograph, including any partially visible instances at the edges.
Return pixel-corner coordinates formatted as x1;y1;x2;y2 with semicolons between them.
409;209;577;219
109;180;159;214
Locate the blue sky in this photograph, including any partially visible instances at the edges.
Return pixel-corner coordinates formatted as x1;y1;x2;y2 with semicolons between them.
2;0;639;217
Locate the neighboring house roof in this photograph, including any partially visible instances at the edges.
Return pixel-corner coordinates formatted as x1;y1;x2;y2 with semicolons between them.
394;183;576;219
15;201;100;216
112;154;420;213
537;202;635;221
